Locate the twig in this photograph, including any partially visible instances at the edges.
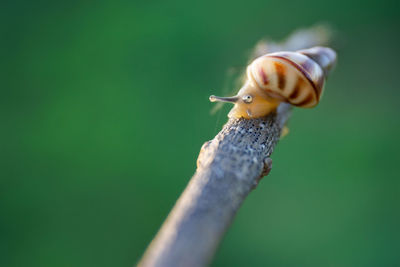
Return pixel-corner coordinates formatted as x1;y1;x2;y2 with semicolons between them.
138;25;331;267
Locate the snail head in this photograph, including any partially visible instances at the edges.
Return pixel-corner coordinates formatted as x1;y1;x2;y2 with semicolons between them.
209;82;280;119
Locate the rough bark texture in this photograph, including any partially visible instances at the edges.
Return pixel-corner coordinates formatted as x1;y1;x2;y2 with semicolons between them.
139;105;291;267
138;25;332;267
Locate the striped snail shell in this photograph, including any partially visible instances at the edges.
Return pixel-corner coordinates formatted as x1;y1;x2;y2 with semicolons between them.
210;46;336;119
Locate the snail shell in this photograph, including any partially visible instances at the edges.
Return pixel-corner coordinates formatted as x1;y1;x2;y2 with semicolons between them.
210;46;336;118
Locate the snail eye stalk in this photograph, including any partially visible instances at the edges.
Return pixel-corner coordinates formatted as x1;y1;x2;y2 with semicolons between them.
209;95;239;103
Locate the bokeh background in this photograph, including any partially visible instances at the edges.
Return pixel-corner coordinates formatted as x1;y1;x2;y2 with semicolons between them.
1;0;399;266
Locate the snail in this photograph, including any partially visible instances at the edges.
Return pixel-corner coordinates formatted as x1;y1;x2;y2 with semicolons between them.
209;46;337;118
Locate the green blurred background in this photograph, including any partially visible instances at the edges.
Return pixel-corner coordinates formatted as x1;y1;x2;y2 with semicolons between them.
1;0;399;266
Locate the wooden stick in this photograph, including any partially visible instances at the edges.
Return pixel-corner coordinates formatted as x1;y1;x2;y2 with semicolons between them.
138;25;332;267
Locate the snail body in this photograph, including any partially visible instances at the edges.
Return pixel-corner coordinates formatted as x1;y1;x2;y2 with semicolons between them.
210;46;336;119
